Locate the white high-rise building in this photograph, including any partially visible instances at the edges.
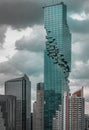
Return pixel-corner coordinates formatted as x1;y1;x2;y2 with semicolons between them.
69;88;85;130
52;105;62;130
63;92;69;130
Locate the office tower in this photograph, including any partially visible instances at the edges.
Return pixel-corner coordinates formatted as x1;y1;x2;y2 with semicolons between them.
43;1;71;130
52;105;62;130
33;101;36;130
36;83;44;130
69;88;85;130
0;95;16;130
84;114;89;130
5;75;31;130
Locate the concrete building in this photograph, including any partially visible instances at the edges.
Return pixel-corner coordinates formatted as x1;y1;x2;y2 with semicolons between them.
33;102;36;130
69;88;85;130
5;75;31;130
52;105;62;130
63;92;69;130
36;83;44;130
0;95;16;130
84;114;89;130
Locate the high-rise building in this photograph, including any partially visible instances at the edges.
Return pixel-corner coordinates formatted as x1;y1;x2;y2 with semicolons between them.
69;88;85;130
43;1;71;130
5;75;31;130
36;83;44;130
33;101;36;130
52;105;62;130
0;95;16;130
84;114;89;130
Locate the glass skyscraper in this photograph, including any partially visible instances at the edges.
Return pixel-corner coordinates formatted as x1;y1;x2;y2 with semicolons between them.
5;75;31;130
43;1;71;130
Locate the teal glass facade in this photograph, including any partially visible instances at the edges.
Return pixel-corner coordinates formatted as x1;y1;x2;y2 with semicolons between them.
44;2;71;130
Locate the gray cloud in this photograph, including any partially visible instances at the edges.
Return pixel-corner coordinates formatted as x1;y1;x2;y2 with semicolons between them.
68;17;89;33
15;26;46;52
0;0;43;28
10;51;44;76
70;61;89;79
66;0;87;13
0;25;7;45
72;35;89;63
0;50;44;92
0;0;88;29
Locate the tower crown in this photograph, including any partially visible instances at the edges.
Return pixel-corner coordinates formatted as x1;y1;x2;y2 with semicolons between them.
43;0;64;8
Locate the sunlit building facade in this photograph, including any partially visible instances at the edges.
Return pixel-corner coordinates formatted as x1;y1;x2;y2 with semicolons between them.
43;1;71;130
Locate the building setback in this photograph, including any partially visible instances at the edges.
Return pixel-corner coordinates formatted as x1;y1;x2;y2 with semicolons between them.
5;75;31;130
0;95;16;130
43;1;71;130
36;83;44;130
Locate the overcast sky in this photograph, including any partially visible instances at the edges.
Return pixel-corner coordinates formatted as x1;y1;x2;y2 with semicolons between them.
0;0;89;113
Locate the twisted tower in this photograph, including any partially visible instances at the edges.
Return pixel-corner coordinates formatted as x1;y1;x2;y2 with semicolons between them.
43;1;71;130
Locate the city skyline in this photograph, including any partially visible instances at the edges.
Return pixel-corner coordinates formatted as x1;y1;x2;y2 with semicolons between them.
0;0;89;114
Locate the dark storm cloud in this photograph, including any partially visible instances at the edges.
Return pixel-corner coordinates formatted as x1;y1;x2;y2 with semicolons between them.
0;0;88;28
0;0;43;28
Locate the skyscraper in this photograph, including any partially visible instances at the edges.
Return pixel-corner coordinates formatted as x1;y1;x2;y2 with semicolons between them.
52;105;62;130
5;75;31;130
0;95;16;130
63;92;69;130
43;1;71;130
84;114;89;130
36;83;44;130
69;89;85;130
